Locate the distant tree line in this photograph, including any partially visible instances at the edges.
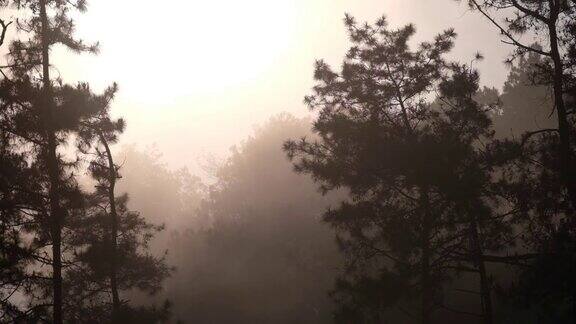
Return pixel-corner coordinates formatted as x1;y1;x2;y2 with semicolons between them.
162;114;341;323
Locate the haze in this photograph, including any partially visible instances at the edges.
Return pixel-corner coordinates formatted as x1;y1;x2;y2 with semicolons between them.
51;0;508;171
3;0;573;323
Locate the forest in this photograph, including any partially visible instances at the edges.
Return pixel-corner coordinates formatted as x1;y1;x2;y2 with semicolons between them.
0;0;575;323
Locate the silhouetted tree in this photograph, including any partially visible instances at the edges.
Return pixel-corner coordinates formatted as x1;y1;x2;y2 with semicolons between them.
0;0;126;321
463;0;576;218
1;0;100;323
65;189;172;323
55;85;174;323
461;1;576;321
0;124;43;321
285;15;510;324
0;17;34;321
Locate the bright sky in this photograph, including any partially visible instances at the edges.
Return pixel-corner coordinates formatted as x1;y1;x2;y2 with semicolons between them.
46;0;510;173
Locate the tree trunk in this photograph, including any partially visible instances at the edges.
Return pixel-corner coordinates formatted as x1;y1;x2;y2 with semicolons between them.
421;242;432;324
421;188;433;324
99;133;121;321
470;215;494;324
547;6;576;322
548;3;576;211
39;1;63;323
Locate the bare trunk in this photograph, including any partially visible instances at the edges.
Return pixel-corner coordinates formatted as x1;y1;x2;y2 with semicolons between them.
99;133;121;321
398;93;433;323
421;242;432;324
547;6;576;322
39;1;63;323
470;216;493;324
548;4;576;211
421;187;433;324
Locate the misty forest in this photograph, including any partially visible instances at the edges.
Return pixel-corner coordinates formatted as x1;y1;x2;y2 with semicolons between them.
0;0;575;323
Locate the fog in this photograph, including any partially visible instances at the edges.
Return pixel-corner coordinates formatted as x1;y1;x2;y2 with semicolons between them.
49;0;511;172
1;0;575;323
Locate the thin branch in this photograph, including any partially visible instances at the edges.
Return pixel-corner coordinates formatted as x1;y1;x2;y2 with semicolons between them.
469;0;551;57
437;303;483;317
454;288;482;295
0;19;13;47
521;128;559;145
511;0;550;23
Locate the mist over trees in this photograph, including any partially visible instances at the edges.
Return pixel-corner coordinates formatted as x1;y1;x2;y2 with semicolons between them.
165;114;341;323
284;15;506;323
283;1;576;322
0;0;575;323
113;145;203;230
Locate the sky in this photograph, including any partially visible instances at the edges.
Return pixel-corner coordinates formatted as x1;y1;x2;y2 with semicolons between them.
43;0;511;173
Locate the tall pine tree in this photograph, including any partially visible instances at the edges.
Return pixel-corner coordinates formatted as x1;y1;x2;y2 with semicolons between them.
285;15;509;323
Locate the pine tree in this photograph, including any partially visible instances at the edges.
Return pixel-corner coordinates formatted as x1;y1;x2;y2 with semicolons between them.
285;15;508;323
0;16;32;321
435;65;510;324
0;1;115;321
0;115;43;321
463;0;576;219
62;84;173;323
461;1;576;321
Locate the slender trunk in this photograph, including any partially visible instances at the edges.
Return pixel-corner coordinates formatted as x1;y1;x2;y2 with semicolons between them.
421;187;433;324
397;91;433;323
421;239;432;324
99;133;121;321
39;1;63;323
548;2;576;210
469;214;493;324
547;6;576;322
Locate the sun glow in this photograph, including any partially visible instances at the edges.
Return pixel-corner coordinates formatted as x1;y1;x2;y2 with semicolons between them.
56;0;297;102
43;0;508;171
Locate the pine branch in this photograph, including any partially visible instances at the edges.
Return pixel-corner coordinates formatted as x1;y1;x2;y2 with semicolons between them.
469;0;551;57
